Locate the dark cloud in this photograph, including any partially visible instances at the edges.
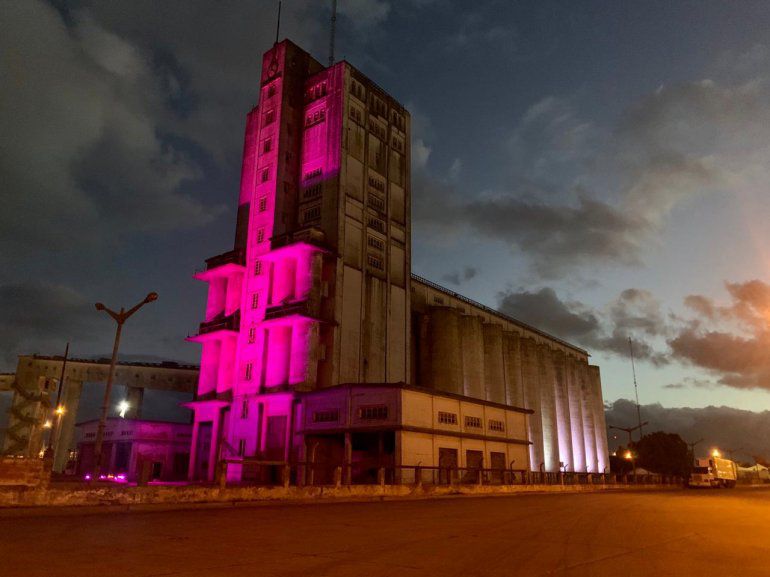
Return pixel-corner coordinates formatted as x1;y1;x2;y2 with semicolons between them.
442;266;478;286
497;286;669;364
669;280;770;391
606;399;770;463
413;72;770;279
0;282;101;369
0;2;228;259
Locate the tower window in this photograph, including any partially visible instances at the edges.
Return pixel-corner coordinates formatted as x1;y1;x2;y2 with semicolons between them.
367;217;386;234
241;399;249;419
438;411;458;425
238;439;246;455
359;405;388;420
367;254;384;271
488;419;505;432
305;108;326;127
261;168;270;183
244;363;253;381
251;293;260;309
263;139;272;154
248;327;256;343
257;228;265;243
303;205;321;223
464;416;482;429
267;84;276;98
264;109;275;125
254;260;262;276
312;409;339;423
259;196;268;212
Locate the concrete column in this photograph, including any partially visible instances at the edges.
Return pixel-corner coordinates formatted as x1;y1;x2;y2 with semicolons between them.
188;420;200;480
503;332;523;407
483;323;505;404
589;365;609;473
537;344;559;472
344;432;352;485
460;315;485;400
429;307;462;394
566;356;586;472
53;379;83;472
417;313;432;388
126;386;144;419
552;351;573;472
520;338;543;471
207;409;223;481
578;360;598;472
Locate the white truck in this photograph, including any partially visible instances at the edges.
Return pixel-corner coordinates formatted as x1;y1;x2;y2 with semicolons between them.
689;456;738;488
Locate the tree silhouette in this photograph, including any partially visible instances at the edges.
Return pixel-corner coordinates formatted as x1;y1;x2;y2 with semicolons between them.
633;431;690;476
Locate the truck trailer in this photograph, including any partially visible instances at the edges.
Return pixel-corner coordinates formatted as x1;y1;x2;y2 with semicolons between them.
689;456;737;488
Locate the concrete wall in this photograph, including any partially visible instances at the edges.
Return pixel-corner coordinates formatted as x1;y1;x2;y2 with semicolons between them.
409;280;610;473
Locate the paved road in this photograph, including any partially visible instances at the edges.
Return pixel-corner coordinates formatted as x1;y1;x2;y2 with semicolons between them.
2;488;769;576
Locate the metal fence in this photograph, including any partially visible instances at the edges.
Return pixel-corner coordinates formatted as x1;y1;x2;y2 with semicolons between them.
217;459;683;489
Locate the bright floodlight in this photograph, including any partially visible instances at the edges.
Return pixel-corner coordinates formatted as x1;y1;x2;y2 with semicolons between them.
118;400;130;418
55;405;65;415
43;420;52;429
712;449;721;458
624;450;633;460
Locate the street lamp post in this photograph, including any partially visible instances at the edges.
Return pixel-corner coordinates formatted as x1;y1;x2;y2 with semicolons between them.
609;422;648;446
92;292;157;478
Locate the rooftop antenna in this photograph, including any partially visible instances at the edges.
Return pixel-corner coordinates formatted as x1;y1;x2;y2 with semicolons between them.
329;0;337;67
628;337;644;439
275;1;282;44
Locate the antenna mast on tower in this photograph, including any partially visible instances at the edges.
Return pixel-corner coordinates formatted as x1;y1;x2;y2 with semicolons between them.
275;1;282;44
628;337;644;440
329;0;337;67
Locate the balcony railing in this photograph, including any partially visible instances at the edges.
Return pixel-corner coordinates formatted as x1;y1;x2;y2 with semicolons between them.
205;249;245;271
198;312;240;335
264;300;309;321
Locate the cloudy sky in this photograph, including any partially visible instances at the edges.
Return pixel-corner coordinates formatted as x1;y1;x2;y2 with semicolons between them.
4;0;770;451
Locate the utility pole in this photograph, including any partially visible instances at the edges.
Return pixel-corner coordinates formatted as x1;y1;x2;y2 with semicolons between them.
45;342;69;460
628;337;644;438
609;422;648;446
92;292;158;479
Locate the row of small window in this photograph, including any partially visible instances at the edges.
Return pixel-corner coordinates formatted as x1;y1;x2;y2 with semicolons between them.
437;412;506;432
368;194;385;213
304;167;323;182
367;254;384;271
350;79;366;102
350;107;406;151
307;405;390;423
368;216;386;234
306;81;327;103
368;176;385;193
305;108;326;127
367;235;385;251
302;205;321;224
303;183;322;199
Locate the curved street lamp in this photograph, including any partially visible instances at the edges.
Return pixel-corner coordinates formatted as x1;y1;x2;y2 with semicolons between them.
91;292;157;479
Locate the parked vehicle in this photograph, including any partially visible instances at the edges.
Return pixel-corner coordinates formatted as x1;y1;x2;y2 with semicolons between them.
689;456;737;488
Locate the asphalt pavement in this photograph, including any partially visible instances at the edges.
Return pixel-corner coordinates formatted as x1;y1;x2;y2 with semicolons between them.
2;486;769;576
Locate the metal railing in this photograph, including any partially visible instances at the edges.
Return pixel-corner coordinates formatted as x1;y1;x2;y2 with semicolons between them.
217;459;683;489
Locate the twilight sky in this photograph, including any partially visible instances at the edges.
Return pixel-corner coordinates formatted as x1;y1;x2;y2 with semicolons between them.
4;0;770;436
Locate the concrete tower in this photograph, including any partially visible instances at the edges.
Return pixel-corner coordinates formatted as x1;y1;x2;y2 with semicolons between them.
186;40;411;481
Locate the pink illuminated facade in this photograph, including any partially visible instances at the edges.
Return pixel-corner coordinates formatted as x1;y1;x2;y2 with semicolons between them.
186;40;607;482
186;40;412;481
